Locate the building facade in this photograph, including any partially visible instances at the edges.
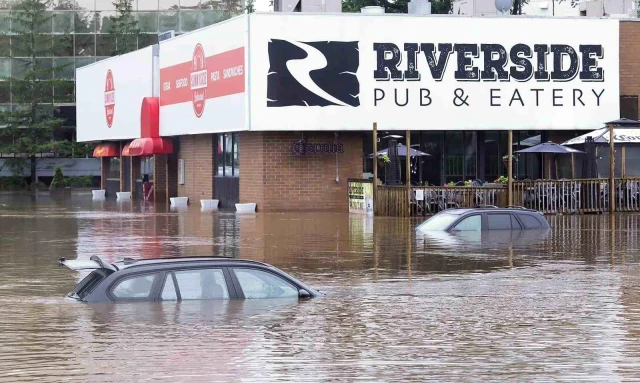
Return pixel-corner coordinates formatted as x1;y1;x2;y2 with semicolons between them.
76;13;635;212
0;0;243;160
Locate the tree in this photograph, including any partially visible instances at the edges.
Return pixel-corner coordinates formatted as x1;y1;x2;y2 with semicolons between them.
245;0;255;13
49;165;66;189
108;0;139;56
431;0;453;14
0;0;68;181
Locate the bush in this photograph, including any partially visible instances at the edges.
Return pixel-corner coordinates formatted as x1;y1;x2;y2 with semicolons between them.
0;176;28;191
30;181;46;190
65;176;93;188
49;166;67;189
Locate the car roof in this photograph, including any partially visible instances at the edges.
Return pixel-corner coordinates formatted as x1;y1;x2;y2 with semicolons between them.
114;257;272;270
59;256;273;272
439;206;541;215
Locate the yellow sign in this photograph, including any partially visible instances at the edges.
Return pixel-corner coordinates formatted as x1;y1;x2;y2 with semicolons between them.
348;179;373;215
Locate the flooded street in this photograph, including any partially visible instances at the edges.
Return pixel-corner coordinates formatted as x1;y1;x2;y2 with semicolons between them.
1;193;640;381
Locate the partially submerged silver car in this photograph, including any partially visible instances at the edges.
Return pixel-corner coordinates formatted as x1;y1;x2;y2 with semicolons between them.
416;207;550;233
60;256;322;303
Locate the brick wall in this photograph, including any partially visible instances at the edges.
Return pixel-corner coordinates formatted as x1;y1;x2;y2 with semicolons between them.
154;154;167;204
176;134;215;205
239;132;265;208
620;21;640;116
239;131;363;212
100;157;110;190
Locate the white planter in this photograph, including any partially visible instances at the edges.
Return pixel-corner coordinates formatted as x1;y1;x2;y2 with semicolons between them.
170;197;189;207
200;199;219;210
92;190;106;199
116;192;131;200
235;203;256;213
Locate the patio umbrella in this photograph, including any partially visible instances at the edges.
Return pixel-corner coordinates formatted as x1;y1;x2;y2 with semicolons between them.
515;142;584;179
515;142;584;154
368;144;431;158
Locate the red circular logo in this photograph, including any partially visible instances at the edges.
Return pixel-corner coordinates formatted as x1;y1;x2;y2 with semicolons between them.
191;44;207;118
104;70;115;128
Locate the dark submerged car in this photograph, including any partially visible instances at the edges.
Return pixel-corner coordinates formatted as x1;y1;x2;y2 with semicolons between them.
59;256;321;303
415;206;550;233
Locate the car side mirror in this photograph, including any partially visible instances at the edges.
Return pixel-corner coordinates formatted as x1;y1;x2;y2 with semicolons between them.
298;289;311;299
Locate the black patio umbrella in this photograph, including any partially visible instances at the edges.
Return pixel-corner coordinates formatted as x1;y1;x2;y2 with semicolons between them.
515;142;584;179
515;141;585;154
368;144;432;158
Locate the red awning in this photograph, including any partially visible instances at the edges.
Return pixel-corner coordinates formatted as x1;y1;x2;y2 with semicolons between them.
121;143;131;156
93;143;120;157
128;137;173;156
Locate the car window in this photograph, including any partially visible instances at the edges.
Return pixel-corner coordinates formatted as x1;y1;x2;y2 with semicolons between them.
233;268;298;299
520;214;542;229
161;274;178;300
174;269;229;300
487;214;512;230
111;274;157;299
452;215;482;231
416;213;460;231
72;270;111;300
511;215;522;230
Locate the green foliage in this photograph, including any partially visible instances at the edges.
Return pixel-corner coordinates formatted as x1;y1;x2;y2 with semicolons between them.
108;0;140;55
202;0;243;19
377;153;390;164
30;181;45;190
431;0;453;14
0;176;29;191
49;166;66;189
65;175;94;187
245;0;255;13
0;0;70;181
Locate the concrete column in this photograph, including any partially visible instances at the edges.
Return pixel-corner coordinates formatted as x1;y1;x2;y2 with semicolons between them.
154;154;168;204
100;157;110;191
130;156;141;200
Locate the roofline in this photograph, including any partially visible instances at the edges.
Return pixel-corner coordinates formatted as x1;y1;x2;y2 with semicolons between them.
250;11;624;21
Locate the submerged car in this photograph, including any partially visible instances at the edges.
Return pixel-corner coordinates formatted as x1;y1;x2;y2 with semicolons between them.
59;256;321;303
415;206;550;233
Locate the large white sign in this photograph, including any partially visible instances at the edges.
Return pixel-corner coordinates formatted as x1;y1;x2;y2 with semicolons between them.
76;46;155;142
248;14;620;131
159;16;247;136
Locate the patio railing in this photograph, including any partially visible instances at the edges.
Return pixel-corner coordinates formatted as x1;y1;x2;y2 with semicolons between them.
375;185;507;217
373;178;640;216
513;178;640;214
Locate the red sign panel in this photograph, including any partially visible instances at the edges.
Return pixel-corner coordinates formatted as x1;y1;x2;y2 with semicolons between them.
104;70;115;128
160;46;245;118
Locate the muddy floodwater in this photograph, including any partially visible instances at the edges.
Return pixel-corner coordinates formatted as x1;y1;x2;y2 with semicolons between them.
1;193;640;382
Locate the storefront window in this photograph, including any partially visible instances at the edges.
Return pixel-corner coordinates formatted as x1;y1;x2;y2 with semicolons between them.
514;131;542;180
141;156;154;182
444;132;463;183
108;157;120;179
224;133;233;176
215;133;239;177
216;135;224;176
233;134;239;176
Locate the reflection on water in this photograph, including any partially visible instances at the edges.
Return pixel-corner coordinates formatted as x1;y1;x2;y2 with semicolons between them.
1;194;640;381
